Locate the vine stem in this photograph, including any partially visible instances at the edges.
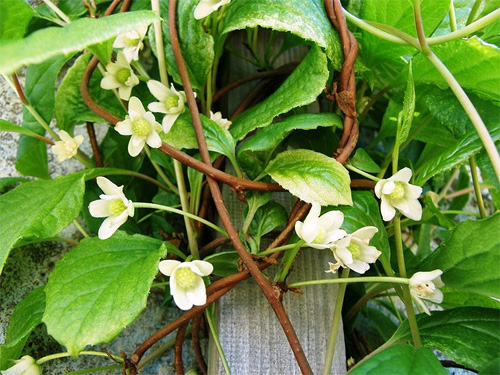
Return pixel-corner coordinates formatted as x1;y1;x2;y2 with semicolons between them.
322;268;350;375
394;214;422;348
165;0;312;372
289;276;409;288
469;156;487;218
413;0;500;184
36;351;122;365
345;164;380;182
42;0;71;24
151;0;169;85
133;202;227;237
205;308;231;375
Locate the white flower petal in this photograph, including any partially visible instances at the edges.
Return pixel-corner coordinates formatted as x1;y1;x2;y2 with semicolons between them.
118;85;133;100
100;75;121;90
162;113;180;134
186;278;207;306
128;96;145;115
300;218;320;244
96;177;123;196
128;136;145;157
318;210;344;232
191;260;214;276
390;167;412;183
405;183;423;199
98;214;125;239
146;131;162;149
352;226;378;241
403;198;422;221
348;259;370;274
115;119;134;135
148;101;167;114
382;180;396;195
380;195;396;221
172;289;193;310
305;203;321;222
116;51;129;66
159;260;181;276
88;199;111;218
374;179;385;198
392;199;410;215
335;246;353;265
194;1;216;19
323;229;347;244
73;134;84;147
147;80;169;101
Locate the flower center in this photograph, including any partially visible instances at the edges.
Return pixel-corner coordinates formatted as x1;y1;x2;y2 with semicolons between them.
109;199;127;216
312;227;326;244
165;95;179;110
416;283;434;297
387;182;406;201
347;242;361;259
116;68;131;84
176;267;198;289
63;141;77;155
132;118;152;137
125;37;140;46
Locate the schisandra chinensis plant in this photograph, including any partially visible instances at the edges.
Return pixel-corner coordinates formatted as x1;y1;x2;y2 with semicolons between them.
0;0;499;374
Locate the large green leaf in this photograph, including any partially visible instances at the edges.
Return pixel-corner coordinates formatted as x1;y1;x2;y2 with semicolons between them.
421;213;500;298
265;149;352;206
349;345;447;375
43;233;168;356
0;172;86;275
358;0;451;84
0;0;33;40
220;0;342;67
237;113;342;179
17;55;69;179
412;37;500;102
154;0;214;90
0;11;158;74
395;62;415;150
230;46;329;141
336;191;391;272
54;53;124;133
162;112;237;166
390;307;500;370
0;287;45;370
440;287;500;310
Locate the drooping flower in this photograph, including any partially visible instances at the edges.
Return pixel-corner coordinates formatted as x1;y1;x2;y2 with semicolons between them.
158;260;214;310
146;80;187;133
88;177;134;240
409;270;444;315
51;130;84;163
328;226;381;274
194;0;231;19
295;203;347;249
1;355;41;375
210;111;231;130
115;97;163;157
113;26;148;62
100;51;139;100
374;167;422;221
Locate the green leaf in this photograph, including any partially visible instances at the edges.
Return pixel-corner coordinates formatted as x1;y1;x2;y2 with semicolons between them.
348;148;380;173
421;213;500;298
17;55;69;179
230;46;329;141
480;358;500;375
43;233;167;356
55;53;124;133
0;172;86;275
238;113;342;179
358;0;451;85
266;149;352;206
396;62;415;148
0;0;33;40
154;0;214;90
390;307;500;371
336;191;391;272
204;251;239;277
440;287;500;310
0;177;28;191
0;287;45;370
477;147;500;209
349;345;447;375
0;118;44;138
162;112;237;165
0;11;158;74
220;0;342;67
412;37;500;101
248;201;288;252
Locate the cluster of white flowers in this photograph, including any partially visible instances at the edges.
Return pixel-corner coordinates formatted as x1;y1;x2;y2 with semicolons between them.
1;356;41;375
295;203;381;274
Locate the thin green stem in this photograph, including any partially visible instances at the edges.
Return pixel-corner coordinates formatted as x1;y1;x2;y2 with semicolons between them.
442;210;481;217
322;268;350;375
151;281;169;288
133;202;228;237
206;308;231;375
144;146;179;193
350;341;393;371
289;276;409;288
345;164;381;182
438;167;460;201
469;156;487;218
131;60;150;79
151;0;169;85
394;213;421;348
97;64;126;110
277;240;305;282
42;0;71;24
104;168;172;193
24;104;59;140
36;351;122;366
257;243;297;256
449;1;458;32
466;0;483;25
413;0;500;183
65;365;122;375
73;219;89;238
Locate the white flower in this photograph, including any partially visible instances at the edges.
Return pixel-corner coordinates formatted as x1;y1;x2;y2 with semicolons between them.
113;26;148;62
1;355;41;375
409;270;444;315
210;111;231;130
328;226;381;274
295;203;347;249
88;177;134;240
51;130;84;163
194;0;230;19
158;260;214;310
100;51;139;100
146;80;187;133
115;97;163;157
375;167;422;221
